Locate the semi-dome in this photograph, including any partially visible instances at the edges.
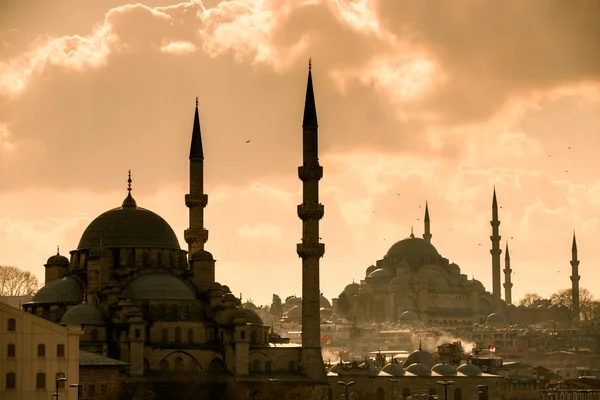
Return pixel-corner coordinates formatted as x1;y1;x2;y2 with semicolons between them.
432;363;457;376
122;274;195;301
358;362;379;376
486;313;505;325
237;308;263;325
406;363;431;376
386;236;439;259
46;251;69;267
382;360;405;376
457;363;482;376
77;194;180;250
191;249;214;261
88;246;112;259
60;303;106;326
320;294;331;308
31;276;83;304
344;282;360;295
365;265;378;275
403;346;434;368
399;311;420;322
286;305;302;320
389;276;408;287
368;268;394;279
285;296;301;308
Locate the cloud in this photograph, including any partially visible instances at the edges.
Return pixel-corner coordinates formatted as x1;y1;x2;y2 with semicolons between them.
236;221;283;239
159;40;197;55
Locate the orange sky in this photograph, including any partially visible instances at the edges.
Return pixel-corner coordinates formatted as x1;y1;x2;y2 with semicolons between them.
0;0;599;306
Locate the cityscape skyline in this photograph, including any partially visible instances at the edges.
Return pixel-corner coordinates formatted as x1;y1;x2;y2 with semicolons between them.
0;0;599;306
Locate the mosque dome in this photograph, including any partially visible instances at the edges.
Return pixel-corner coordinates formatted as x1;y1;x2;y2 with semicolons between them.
77;191;180;251
358;362;379;376
406;363;431;376
389;276;408;288
287;305;302;319
242;301;258;310
222;285;232;294
239;308;263;325
122;274;196;301
344;282;360;295
365;265;378;275
60;303;106;326
320;294;331;308
398;311;420;322
432;363;457;376
386;236;440;259
191;249;214;261
448;263;460;275
285;296;301;308
88;245;112;259
46;251;69;267
457;363;482;376
486;313;505;325
382;361;405;376
428;276;449;290
517;304;527;310
368;268;393;279
403;346;434;368
31;276;83;304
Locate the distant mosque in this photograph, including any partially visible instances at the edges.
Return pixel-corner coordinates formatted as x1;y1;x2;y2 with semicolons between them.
334;191;577;326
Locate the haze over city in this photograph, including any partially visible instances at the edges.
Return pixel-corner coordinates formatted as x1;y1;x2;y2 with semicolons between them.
0;0;599;306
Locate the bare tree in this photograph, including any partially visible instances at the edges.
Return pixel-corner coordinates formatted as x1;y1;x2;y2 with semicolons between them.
0;266;39;296
551;288;595;320
519;292;542;307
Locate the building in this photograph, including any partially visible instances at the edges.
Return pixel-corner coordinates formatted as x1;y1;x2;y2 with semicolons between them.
0;301;80;400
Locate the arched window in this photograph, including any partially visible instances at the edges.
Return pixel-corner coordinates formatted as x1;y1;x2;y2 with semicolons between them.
376;387;385;400
265;361;272;372
454;387;462;400
175;357;184;371
187;329;194;343
56;373;66;388
143;253;150;266
253;360;260;372
288;361;295;372
91;329;99;342
37;344;46;357
175;327;181;342
57;344;65;357
156;304;165;319
402;387;411;397
162;328;168;342
36;372;46;389
7;343;15;357
7;318;16;331
250;331;257;345
158;360;169;370
6;372;16;389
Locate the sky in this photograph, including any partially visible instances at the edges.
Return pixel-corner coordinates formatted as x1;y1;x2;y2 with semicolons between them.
0;0;599;307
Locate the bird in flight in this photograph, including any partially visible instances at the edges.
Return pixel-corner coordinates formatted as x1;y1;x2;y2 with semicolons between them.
567;147;571;149
246;140;251;143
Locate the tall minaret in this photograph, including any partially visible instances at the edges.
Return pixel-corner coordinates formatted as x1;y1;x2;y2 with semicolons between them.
184;97;209;258
571;232;580;322
503;241;513;304
296;60;326;380
490;188;502;307
423;201;432;243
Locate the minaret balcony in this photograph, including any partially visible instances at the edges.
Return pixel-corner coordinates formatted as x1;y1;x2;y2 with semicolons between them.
297;203;324;221
184;228;209;243
185;194;208;208
298;165;323;181
296;242;325;259
570;275;581;282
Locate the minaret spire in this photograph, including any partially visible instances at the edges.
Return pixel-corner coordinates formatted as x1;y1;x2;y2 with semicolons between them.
571;231;580;323
490;187;502;307
297;60;325;380
503;241;513;304
122;170;137;208
423;201;432;243
184;97;209;257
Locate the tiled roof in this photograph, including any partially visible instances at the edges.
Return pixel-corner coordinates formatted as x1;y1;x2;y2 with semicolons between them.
79;351;130;366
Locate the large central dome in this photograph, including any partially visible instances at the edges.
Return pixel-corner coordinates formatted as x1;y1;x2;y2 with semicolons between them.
77;193;180;250
386;236;439;258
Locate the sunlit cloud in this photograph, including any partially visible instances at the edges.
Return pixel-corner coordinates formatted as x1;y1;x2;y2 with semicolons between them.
236;221;283;239
159;40;197;55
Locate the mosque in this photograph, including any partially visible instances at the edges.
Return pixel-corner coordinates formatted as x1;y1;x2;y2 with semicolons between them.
21;64;328;399
334;194;576;327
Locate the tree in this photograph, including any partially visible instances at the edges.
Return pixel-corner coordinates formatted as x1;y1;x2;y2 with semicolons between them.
0;266;39;296
337;292;350;316
551;288;595;320
270;294;283;318
519;292;542;307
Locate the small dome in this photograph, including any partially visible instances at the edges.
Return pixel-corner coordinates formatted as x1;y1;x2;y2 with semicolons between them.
406;363;431;376
60;303;106;326
242;301;258;310
286;305;302;319
382;361;405;376
209;282;222;291
399;311;420;322
457;363;482;376
368;268;393;279
403;346;434;368
365;265;378;275
358;362;379;376
344;282;360;295
486;313;505;325
31;276;83;304
448;263;460;275
285;296;301;308
191;249;214;261
239;308;263;325
320;294;331;308
389;276;408;287
123;274;196;300
46;252;69;267
386;237;440;259
432;363;457;376
88;246;112;259
222;285;231;294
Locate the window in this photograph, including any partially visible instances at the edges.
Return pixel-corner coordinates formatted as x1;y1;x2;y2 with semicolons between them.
7;318;16;331
187;329;193;343
265;361;272;372
241;331;246;340
175;357;184;371
252;360;260;372
135;329;140;338
250;331;257;345
57;344;65;357
162;328;168;342
88;384;96;397
158;360;169;370
56;373;66;388
91;329;99;342
6;373;16;389
288;361;295;372
175;327;181;342
37;344;46;357
36;373;46;389
7;343;15;357
376;387;385;400
454;387;462;400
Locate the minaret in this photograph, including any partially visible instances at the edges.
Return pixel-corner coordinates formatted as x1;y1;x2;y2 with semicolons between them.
490;188;502;307
503;242;513;304
296;60;326;380
423;201;432;243
184;97;209;258
571;232;580;322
